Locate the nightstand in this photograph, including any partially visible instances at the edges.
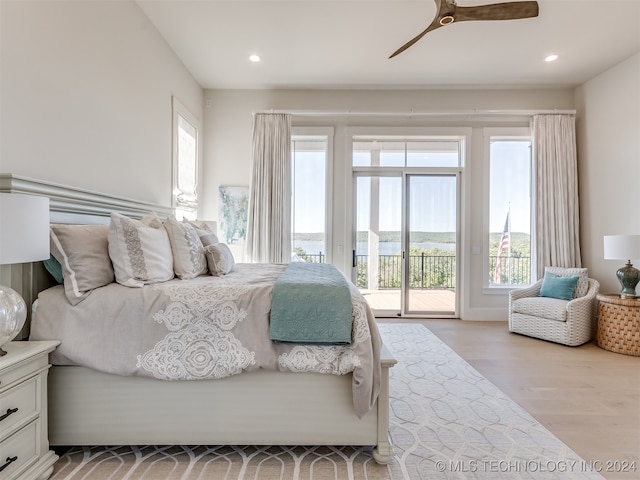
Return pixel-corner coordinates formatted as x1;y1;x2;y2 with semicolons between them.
0;340;60;480
596;293;640;356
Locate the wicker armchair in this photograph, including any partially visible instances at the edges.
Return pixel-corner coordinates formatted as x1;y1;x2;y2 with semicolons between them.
509;267;600;346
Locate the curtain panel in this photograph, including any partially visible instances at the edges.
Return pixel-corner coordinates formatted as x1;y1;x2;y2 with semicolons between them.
532;114;582;278
245;113;292;263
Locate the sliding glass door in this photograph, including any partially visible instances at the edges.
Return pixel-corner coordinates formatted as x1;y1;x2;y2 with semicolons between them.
354;175;403;316
404;174;458;315
354;173;458;317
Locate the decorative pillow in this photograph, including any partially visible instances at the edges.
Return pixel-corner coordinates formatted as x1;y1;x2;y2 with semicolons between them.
182;219;213;232
164;216;207;280
108;212;174;287
199;232;220;247
182;219;219;246
50;224;115;305
204;243;235;276
544;267;589;298
539;272;580;301
42;255;64;284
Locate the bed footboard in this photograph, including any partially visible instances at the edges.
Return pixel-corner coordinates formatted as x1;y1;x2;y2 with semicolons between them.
48;345;396;464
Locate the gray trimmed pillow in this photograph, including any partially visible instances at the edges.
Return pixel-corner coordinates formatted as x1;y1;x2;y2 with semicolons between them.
50;224;115;305
204;243;235;276
108;212;174;287
164;216;207;279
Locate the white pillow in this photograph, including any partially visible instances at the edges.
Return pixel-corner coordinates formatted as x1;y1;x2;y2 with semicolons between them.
182;220;219;246
164;216;207;280
108;212;174;287
204;243;235;276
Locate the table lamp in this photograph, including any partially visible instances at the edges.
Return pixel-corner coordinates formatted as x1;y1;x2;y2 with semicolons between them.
0;193;49;355
604;235;640;299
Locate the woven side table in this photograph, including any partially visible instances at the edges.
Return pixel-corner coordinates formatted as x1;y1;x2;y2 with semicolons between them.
596;293;640;356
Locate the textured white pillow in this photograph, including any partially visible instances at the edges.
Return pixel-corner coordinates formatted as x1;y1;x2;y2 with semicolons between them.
50;224;114;305
182;220;219;246
204;243;235;276
108;212;174;287
164;216;207;279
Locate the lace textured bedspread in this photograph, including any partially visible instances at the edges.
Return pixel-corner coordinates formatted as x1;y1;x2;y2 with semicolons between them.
30;263;381;417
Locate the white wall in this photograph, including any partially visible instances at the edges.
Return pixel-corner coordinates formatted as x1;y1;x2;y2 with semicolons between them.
203;88;575;319
0;0;203;208
575;53;640;294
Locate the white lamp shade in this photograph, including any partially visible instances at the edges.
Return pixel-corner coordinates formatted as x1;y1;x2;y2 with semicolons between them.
603;235;640;261
0;193;50;265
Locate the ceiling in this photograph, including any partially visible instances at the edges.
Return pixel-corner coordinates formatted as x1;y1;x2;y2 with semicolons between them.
136;0;640;90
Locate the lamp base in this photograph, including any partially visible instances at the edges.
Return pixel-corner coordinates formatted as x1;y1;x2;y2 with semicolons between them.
616;261;640;299
0;284;28;352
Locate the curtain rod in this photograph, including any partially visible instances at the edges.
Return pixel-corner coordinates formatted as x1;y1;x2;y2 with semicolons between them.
254;109;576;117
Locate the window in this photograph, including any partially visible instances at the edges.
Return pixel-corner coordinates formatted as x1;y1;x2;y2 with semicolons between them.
291;128;333;263
172;97;200;220
486;130;532;286
353;139;460;168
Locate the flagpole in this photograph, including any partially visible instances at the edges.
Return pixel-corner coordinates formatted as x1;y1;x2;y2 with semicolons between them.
507;203;511;284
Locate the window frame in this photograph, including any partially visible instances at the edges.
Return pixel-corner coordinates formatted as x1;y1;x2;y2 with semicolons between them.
172;96;201;220
483;127;533;293
290;126;334;263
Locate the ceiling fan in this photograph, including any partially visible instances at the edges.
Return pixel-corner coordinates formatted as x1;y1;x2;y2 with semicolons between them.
389;0;539;58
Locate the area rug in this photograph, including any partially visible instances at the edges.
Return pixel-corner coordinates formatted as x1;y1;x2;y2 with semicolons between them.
50;323;604;480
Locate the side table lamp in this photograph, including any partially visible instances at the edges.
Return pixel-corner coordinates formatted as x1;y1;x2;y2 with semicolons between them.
0;193;49;355
604;234;640;299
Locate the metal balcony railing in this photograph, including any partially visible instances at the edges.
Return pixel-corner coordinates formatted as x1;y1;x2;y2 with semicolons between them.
355;254;531;289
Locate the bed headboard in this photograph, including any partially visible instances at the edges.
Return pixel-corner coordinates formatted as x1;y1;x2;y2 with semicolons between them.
0;174;175;339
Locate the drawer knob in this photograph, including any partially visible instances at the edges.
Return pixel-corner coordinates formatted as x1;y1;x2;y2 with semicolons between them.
0;456;17;472
0;408;18;422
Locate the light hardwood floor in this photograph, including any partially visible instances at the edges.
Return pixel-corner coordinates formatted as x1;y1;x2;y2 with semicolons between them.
378;318;640;480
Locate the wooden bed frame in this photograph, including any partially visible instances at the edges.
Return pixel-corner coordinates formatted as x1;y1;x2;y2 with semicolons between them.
0;174;396;464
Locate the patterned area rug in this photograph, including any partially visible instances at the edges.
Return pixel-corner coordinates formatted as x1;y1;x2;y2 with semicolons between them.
50;324;603;480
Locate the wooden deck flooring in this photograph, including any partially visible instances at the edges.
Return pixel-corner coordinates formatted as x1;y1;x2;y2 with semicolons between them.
360;288;456;315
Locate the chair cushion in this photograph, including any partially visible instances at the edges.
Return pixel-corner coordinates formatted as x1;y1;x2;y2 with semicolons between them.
512;297;568;322
544;267;589;297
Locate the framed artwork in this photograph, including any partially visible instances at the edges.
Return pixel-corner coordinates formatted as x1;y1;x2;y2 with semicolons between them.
218;186;249;245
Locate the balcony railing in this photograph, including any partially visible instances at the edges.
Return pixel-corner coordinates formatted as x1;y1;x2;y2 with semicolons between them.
355;254;531;289
294;251;531;288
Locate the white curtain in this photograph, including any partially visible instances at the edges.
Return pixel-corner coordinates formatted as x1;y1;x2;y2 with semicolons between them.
532;114;582;278
245;113;292;263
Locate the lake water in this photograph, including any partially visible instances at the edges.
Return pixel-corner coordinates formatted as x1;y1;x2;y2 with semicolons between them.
293;241;455;256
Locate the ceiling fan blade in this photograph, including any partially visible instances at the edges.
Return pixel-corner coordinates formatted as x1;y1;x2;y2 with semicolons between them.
455;1;539;22
389;20;442;58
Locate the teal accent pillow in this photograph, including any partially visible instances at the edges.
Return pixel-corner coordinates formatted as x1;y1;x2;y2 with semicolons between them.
539;273;580;300
43;255;64;284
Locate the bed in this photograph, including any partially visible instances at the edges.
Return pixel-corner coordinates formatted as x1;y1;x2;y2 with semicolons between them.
2;175;396;464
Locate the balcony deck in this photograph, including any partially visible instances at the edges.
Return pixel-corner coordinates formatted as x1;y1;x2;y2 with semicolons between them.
359;288;456;315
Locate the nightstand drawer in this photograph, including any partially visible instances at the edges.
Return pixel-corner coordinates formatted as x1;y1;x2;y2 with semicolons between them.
0;420;38;480
0;355;48;392
0;377;37;437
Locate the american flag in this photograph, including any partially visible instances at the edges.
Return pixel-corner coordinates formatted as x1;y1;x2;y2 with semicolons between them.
494;211;510;284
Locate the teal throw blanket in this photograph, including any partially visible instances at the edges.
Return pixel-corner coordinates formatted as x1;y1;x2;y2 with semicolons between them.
270;263;353;345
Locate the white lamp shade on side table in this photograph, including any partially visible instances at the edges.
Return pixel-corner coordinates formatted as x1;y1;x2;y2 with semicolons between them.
0;193;50;353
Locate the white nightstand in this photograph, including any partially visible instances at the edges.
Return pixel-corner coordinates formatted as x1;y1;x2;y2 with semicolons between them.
0;341;60;480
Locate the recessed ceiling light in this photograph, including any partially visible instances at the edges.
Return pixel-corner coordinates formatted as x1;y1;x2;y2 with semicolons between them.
249;54;261;63
545;54;559;62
